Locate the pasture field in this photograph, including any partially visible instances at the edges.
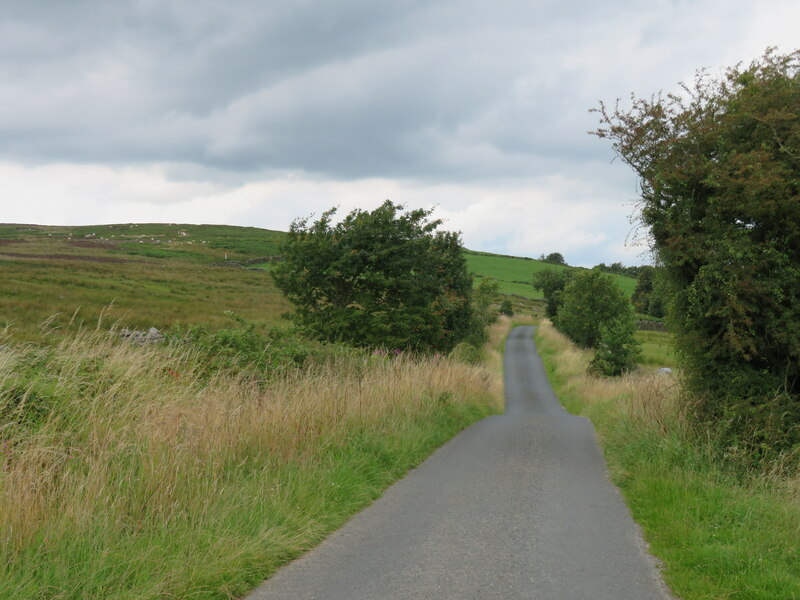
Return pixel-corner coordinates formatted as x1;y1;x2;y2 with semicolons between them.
634;329;676;368
2;224;636;339
464;250;637;299
0;224;289;340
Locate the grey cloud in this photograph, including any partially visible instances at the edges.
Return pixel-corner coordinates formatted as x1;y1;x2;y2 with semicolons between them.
0;0;780;180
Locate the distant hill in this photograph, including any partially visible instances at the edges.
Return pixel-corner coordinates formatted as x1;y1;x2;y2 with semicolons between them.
0;223;290;340
0;223;637;339
464;250;637;299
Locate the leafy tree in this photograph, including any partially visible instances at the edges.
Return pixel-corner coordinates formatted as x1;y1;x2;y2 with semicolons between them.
594;262;646;278
593;49;800;451
590;316;641;376
631;266;666;318
473;278;500;317
532;268;572;318
272;201;473;352
499;299;514;317
630;267;653;314
555;269;636;350
539;252;566;265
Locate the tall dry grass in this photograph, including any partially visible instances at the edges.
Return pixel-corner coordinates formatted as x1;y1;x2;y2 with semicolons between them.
536;321;683;433
536;318;799;504
0;329;500;598
536;321;800;599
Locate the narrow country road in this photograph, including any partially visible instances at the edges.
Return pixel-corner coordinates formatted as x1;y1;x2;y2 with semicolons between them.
246;326;673;599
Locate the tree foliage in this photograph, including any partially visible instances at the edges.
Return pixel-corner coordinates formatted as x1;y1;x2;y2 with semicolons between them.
593;49;800;451
593;261;646;278
272;201;473;352
473;278;500;317
590;316;641;377
539;252;566;265
631;266;666;318
555;269;636;350
531;268;572;318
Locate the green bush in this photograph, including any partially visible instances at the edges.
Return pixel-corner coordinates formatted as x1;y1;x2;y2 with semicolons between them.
594;49;800;456
589;316;641;376
169;313;346;378
499;299;514;316
531;268;572;318
631;266;666;318
555;269;636;350
272;201;473;352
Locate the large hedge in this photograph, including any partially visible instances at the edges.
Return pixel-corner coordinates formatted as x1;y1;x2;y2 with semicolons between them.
594;49;800;454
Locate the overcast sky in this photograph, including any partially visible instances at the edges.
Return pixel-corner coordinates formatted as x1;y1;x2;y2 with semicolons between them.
1;1;797;266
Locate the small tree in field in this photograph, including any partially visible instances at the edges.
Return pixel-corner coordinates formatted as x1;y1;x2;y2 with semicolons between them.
593;49;800;452
555;269;637;350
590;317;641;377
272;201;473;352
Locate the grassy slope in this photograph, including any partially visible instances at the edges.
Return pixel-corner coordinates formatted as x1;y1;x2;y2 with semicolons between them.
635;329;676;368
535;323;800;600
0;224;290;340
1;224;636;339
0;222;517;599
464;250;637;299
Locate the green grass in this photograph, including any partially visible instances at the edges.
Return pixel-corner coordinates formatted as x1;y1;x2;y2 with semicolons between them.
635;329;676;368
0;225;290;341
0;329;501;600
536;324;800;600
464;250;637;299
1;224;633;340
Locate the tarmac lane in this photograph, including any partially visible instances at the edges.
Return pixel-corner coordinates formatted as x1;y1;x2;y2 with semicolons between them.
246;326;673;600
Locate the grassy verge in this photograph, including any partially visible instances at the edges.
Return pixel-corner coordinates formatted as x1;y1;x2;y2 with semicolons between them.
0;330;502;599
535;322;800;599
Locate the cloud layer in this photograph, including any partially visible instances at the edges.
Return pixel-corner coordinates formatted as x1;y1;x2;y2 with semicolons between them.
1;0;798;265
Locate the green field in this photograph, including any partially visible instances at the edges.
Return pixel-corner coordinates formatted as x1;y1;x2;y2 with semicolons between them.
1;224;638;339
635;329;676;368
0;223;290;340
464;250;637;299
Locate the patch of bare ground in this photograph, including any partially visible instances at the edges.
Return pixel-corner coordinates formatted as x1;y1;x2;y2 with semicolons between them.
0;252;134;263
67;240;121;250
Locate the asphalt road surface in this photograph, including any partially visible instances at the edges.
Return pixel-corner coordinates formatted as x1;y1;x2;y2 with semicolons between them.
247;326;673;599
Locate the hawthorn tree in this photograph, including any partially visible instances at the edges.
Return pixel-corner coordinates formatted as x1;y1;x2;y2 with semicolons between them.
272;201;473;352
593;49;800;451
555;269;636;350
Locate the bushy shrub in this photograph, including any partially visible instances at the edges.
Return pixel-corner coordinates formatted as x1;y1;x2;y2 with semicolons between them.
531;268;572;318
631;266;667;318
169;313;344;378
272;201;473;352
594;49;800;455
555;269;636;350
589;316;641;376
499;300;513;316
